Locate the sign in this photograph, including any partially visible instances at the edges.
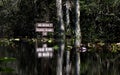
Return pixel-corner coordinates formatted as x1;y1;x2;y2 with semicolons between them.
35;23;54;36
36;23;53;27
36;44;53;58
36;28;54;36
35;22;54;58
36;28;54;32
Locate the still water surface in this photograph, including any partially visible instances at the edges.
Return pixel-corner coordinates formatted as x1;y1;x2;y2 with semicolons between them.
0;41;120;75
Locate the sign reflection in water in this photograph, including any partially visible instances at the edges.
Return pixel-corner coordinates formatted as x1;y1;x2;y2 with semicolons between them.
36;44;53;58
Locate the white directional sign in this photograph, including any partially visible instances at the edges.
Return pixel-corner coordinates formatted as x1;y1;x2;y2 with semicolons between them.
36;28;54;32
36;23;53;27
36;44;53;58
35;23;54;36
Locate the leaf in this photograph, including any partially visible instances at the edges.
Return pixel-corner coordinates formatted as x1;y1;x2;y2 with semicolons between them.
0;57;16;63
53;45;59;50
48;39;52;43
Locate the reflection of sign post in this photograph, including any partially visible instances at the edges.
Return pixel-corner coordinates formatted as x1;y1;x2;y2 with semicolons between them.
36;44;53;58
35;23;54;36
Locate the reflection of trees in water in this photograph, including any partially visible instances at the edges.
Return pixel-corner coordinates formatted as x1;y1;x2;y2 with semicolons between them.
81;52;120;75
16;42;57;75
0;46;17;75
16;42;36;75
0;43;120;75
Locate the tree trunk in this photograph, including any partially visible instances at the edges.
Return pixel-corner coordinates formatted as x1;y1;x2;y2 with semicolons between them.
65;0;71;75
56;0;65;75
66;51;71;75
74;0;81;75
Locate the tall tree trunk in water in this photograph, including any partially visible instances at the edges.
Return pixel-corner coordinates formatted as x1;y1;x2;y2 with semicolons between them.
65;0;71;75
56;0;65;75
74;0;81;75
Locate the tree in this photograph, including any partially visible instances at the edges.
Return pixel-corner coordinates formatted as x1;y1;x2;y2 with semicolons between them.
74;0;81;75
56;0;65;75
65;0;71;75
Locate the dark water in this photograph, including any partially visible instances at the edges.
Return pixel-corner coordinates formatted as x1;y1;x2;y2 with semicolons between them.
80;52;120;75
0;42;120;75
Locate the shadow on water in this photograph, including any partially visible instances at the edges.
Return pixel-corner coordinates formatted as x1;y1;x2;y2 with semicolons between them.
80;52;120;75
0;41;120;75
15;41;57;75
0;40;57;75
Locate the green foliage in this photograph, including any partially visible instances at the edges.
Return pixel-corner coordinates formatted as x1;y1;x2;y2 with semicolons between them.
0;0;120;43
0;67;14;72
80;0;120;43
53;45;59;50
0;57;16;72
0;38;12;46
111;44;120;52
48;39;53;43
0;57;16;63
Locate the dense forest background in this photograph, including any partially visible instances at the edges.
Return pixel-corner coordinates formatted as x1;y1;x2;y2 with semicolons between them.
0;0;120;43
0;0;120;75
